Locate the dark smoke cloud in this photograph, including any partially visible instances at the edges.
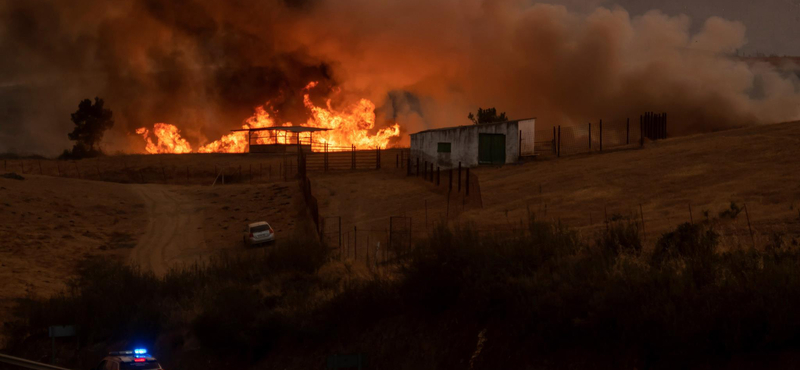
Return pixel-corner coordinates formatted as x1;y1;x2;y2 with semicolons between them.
286;0;800;139
1;0;799;154
0;0;333;154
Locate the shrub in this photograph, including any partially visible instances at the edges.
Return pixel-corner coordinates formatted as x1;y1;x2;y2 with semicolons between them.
266;237;329;274
719;201;742;219
651;223;719;266
597;220;642;257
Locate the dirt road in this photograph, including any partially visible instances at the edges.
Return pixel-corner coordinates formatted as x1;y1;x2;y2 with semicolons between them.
129;184;208;276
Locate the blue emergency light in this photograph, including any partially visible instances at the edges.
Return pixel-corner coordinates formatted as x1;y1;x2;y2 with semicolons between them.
134;348;148;355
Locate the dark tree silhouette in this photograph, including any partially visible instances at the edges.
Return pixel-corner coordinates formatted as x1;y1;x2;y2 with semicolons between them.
63;97;114;158
467;107;507;125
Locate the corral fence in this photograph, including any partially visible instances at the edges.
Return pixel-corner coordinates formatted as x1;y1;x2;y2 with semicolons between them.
406;157;483;211
305;144;382;171
296;148;323;239
534;112;668;157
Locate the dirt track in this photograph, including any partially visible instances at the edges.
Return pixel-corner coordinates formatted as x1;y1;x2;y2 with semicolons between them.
129;184;207;275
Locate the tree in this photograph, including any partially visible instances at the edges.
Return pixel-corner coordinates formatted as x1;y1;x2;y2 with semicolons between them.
467;107;507;125
64;97;114;158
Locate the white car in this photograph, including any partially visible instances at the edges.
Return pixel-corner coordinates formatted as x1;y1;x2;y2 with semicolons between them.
243;221;276;246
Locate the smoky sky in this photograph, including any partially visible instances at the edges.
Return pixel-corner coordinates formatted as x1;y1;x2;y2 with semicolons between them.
1;0;799;155
0;0;335;154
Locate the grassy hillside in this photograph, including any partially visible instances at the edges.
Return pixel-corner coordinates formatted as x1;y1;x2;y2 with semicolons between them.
468;121;800;247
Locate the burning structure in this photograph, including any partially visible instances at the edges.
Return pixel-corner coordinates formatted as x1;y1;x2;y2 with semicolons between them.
133;82;401;154
410;118;536;168
231;126;330;153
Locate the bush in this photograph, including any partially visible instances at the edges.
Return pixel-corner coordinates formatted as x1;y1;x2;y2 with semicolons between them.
6;238;330;364
651;222;719;266
597;220;642;257
10;221;800;368
719;201;742;219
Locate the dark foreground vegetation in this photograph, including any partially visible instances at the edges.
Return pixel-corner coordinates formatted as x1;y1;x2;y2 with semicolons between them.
6;219;800;369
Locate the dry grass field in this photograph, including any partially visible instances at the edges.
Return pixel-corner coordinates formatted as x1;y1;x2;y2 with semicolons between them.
467;121;800;247
311;121;800;257
0;175;146;344
1;153;300;185
3;122;800;368
0;172;307;346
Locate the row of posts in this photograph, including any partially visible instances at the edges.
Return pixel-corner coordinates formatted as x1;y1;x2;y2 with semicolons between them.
551;114;667;156
407;157;469;196
320;144;382;171
641;112;667;141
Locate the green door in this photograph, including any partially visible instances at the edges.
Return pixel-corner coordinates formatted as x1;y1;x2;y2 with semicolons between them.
478;133;506;164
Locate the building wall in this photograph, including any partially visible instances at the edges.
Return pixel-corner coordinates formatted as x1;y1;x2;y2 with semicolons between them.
518;118;537;156
410;121;520;168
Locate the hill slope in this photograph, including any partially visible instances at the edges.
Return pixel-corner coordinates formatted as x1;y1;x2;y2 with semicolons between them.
468;121;800;246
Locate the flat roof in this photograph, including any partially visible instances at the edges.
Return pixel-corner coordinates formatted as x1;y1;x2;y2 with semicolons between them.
411;117;536;135
231;126;331;133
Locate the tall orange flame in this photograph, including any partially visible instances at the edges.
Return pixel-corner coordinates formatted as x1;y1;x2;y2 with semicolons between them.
135;124;193;154
135;82;401;154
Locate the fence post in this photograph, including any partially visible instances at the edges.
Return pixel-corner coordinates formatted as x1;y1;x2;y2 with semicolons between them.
664;113;668;139
407;156;412;176
518;130;522;160
599;119;603;151
423;160;427;179
396;153;399;168
352;145;356;170
640;115;644;147
466;168;470;196
557;126;561;157
653;113;657;139
744;204;755;248
430;163;434;182
552;127;557;155
626;118;630;145
377;147;381;170
416;158;419;176
437;167;440;186
458;162;462;192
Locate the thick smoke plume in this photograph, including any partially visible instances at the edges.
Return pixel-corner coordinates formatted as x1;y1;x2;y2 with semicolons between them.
1;0;799;154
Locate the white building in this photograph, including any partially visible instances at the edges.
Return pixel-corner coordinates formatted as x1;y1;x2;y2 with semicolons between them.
410;118;536;168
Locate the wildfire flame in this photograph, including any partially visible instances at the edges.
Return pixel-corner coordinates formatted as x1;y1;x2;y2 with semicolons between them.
135;82;401;154
135;124;193;154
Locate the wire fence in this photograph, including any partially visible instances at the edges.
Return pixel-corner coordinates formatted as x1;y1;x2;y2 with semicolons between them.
404;157;483;209
319;197;791;274
532;112;667;158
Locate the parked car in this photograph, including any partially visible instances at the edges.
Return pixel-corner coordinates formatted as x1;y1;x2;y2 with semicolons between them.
94;349;162;370
243;221;276;246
